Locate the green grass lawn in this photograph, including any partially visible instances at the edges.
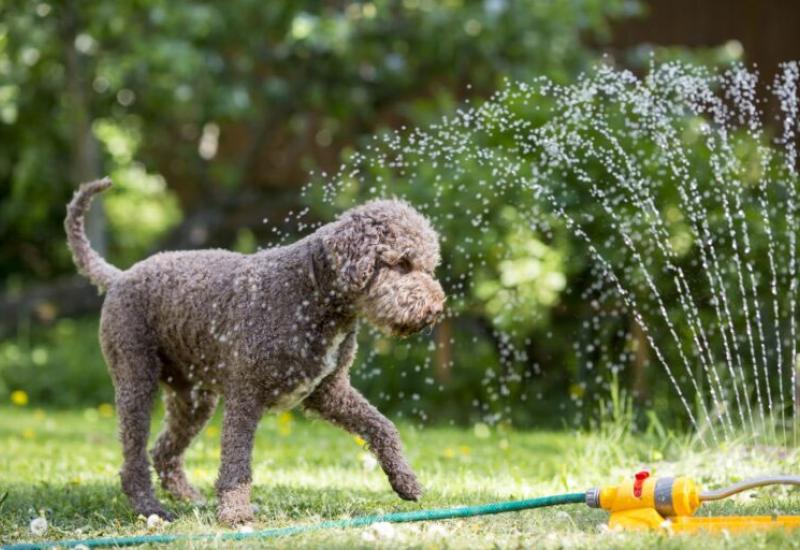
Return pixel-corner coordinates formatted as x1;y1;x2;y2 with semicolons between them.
2;405;800;548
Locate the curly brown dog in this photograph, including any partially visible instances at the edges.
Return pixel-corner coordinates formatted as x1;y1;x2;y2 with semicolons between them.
65;178;445;524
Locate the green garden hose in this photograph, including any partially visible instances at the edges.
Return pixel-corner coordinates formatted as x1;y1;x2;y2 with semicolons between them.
2;492;587;550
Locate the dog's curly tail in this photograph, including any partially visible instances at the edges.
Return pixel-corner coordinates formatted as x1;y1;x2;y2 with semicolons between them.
65;177;121;293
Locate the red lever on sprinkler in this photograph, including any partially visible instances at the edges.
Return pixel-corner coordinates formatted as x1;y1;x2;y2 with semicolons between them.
633;470;650;497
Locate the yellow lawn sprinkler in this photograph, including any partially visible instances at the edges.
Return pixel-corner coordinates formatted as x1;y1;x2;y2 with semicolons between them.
585;471;800;534
8;472;800;549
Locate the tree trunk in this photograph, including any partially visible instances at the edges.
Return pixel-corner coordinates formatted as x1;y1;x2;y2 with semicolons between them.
434;317;453;383
63;2;105;254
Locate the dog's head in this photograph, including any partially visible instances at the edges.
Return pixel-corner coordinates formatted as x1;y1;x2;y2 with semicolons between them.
322;199;445;337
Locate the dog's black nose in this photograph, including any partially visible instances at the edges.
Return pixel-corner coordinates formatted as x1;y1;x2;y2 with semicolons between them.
428;302;444;319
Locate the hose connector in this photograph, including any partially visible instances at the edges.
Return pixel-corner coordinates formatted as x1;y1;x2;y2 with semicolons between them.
585;487;601;508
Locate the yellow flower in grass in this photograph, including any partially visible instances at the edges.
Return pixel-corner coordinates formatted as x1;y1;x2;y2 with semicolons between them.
353;436;366;447
205;425;219;438
22;428;35;439
11;390;29;406
651;449;664;461
98;403;114;418
443;448;456;459
277;411;293;436
569;383;585;399
193;467;212;481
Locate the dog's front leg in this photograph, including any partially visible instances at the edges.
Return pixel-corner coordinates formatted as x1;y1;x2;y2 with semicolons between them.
304;373;423;501
216;389;263;524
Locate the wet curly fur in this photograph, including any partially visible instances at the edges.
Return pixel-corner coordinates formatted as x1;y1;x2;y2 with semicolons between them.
65;178;445;524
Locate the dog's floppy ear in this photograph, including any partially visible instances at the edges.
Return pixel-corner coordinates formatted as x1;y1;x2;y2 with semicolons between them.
323;213;380;293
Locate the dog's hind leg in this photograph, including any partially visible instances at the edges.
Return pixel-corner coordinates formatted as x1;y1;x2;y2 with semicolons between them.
151;386;218;503
100;304;171;519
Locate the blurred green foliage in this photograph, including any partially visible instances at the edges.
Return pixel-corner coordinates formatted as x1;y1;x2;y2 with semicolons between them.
0;0;639;285
0;318;110;407
3;0;768;432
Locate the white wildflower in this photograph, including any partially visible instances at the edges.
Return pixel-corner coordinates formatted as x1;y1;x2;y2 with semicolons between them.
238;525;254;533
146;514;165;529
360;452;378;471
30;516;47;536
367;521;396;540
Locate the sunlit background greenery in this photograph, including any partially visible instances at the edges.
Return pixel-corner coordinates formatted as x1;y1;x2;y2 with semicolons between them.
0;0;760;429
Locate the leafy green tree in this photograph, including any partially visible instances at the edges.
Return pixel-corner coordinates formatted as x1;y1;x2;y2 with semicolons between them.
1;0;637;287
1;0;669;425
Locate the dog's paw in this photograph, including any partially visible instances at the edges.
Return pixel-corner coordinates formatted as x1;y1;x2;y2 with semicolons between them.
162;477;206;505
179;488;207;507
217;484;254;524
389;471;423;501
217;505;254;525
136;503;175;522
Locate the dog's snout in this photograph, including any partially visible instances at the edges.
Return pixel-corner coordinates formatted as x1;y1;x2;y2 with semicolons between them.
424;301;444;324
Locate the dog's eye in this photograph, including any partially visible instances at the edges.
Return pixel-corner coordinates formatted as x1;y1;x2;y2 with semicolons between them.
397;258;413;274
